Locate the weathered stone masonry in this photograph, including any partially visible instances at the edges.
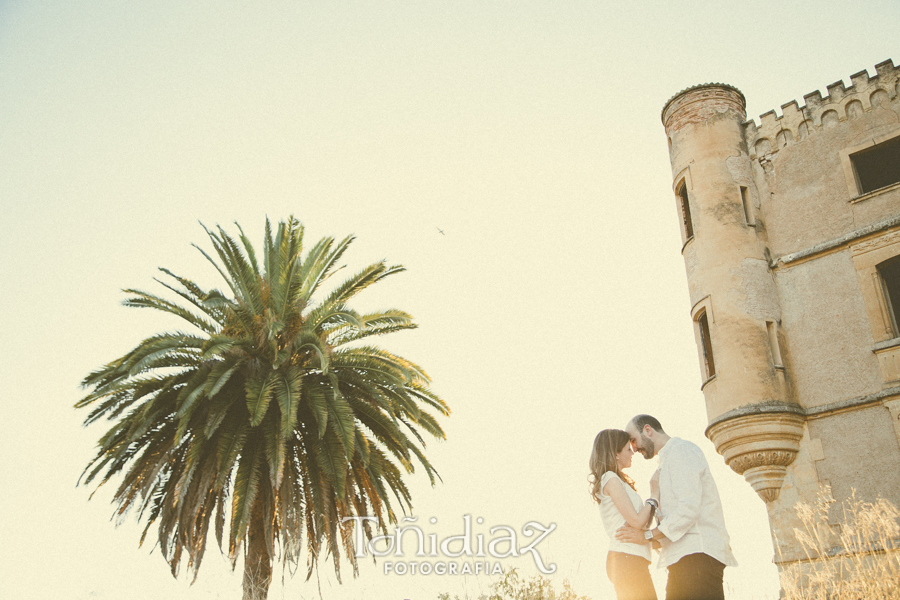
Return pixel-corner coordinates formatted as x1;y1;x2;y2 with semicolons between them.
661;59;900;564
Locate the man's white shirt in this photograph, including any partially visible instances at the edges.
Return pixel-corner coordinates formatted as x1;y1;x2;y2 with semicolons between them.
655;437;738;569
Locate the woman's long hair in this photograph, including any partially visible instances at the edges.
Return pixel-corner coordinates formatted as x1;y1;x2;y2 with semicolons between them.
589;429;636;502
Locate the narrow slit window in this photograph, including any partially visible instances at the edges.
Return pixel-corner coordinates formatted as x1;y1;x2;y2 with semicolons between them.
740;186;754;225
851;135;900;194
677;181;694;240
697;310;715;378
766;321;783;367
877;255;900;337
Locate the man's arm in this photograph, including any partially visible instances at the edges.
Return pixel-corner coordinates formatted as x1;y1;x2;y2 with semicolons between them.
656;442;705;543
614;523;666;545
614;468;666;545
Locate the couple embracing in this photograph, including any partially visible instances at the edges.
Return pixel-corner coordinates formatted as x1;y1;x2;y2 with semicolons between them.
589;415;737;600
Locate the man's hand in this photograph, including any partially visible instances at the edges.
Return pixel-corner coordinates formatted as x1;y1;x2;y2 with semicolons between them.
614;524;647;545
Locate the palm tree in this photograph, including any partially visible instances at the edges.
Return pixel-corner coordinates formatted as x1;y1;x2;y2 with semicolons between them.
77;217;449;600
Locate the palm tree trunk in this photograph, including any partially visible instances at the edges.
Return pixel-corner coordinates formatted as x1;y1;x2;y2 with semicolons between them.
242;501;272;600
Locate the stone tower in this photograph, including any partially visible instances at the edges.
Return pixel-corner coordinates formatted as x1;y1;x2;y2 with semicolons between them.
661;60;900;565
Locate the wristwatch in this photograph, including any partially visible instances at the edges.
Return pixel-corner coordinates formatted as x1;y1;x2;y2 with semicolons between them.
644;529;655;541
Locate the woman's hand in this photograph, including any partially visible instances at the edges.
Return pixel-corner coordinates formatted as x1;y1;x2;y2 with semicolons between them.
650;468;660;501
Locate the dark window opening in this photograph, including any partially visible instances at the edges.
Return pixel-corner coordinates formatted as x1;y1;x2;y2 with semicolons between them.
878;255;900;336
852;136;900;194
677;182;694;239
698;310;715;378
740;186;753;225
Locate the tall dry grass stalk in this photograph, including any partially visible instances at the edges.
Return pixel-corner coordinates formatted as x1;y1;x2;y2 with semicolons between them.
779;486;900;600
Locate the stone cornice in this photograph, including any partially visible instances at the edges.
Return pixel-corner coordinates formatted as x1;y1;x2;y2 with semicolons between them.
805;385;900;418
706;401;805;434
774;215;900;267
706;387;900;431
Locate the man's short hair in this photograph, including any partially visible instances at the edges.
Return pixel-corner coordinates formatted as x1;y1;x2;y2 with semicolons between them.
631;414;664;434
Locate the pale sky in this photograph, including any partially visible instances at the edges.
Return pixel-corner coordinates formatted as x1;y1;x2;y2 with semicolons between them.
1;2;897;599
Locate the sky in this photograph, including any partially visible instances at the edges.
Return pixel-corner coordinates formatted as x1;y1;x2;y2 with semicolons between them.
0;2;897;599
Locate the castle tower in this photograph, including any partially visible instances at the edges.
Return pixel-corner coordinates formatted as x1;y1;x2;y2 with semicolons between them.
661;85;805;504
661;61;900;568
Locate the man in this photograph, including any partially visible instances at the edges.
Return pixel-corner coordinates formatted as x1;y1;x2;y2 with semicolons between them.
615;415;737;600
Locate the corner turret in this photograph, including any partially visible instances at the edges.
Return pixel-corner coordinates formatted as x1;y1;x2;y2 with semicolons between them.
662;84;804;503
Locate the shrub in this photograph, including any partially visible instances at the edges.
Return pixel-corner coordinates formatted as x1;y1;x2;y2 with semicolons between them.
437;568;591;600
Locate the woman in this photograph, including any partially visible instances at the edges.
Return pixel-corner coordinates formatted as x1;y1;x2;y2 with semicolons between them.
589;429;659;600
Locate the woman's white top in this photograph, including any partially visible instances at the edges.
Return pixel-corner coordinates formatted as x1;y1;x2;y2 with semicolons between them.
596;471;651;560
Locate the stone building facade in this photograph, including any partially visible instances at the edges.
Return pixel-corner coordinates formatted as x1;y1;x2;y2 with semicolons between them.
661;59;900;564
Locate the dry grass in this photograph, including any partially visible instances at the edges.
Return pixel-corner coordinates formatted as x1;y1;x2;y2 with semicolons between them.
437;568;590;600
779;486;900;600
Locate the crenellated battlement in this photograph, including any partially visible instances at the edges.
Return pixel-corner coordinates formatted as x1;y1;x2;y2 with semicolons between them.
745;59;899;158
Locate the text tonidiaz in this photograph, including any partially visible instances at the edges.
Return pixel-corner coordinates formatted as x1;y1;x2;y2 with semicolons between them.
341;515;557;575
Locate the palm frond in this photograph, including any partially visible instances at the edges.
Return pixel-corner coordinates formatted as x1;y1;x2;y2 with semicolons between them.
304;383;330;439
235;222;261;279
326;309;417;346
263;411;286;488
206;224;263;314
297;235;353;301
153;270;225;328
123;289;218;334
229;434;264;558
204;359;239;398
191;241;239;298
216;413;249;488
325;375;357;456
246;369;277;427
274;366;302;438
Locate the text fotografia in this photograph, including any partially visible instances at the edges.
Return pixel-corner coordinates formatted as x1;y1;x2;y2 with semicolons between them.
342;515;557;575
385;561;503;576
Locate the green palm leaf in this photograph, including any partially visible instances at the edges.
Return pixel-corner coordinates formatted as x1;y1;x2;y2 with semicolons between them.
123;290;218;335
274;366;302;438
246;369;277;427
325;376;356;455
204;360;239;398
305;384;330;438
230;435;263;552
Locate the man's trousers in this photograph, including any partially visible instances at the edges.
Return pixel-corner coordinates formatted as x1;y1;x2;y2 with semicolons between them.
665;553;725;600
